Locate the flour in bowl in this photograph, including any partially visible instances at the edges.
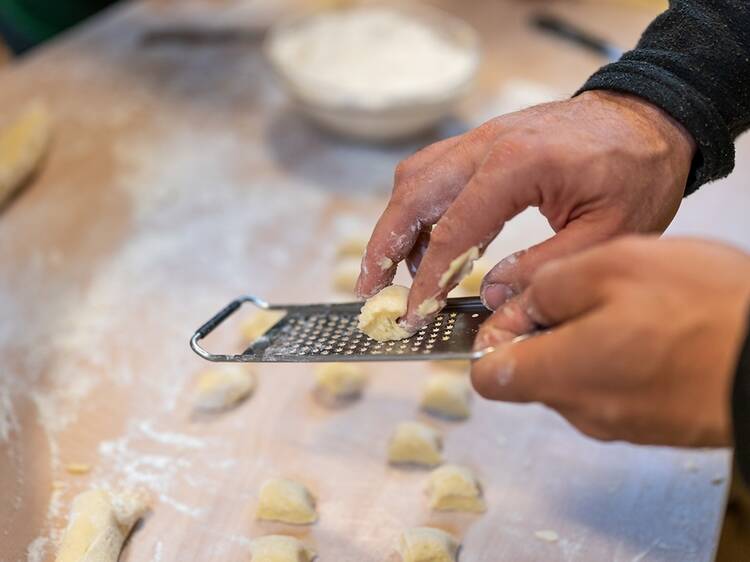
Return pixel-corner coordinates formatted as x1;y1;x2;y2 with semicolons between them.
268;7;478;108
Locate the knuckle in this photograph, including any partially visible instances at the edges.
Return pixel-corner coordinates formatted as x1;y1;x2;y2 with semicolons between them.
393;160;413;185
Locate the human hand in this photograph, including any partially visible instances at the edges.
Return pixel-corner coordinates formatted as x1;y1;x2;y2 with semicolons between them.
356;90;695;333
471;236;750;447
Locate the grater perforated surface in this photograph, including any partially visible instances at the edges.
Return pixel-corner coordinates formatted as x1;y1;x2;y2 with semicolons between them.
191;296;492;363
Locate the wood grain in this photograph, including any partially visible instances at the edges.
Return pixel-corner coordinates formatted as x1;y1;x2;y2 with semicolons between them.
1;1;747;561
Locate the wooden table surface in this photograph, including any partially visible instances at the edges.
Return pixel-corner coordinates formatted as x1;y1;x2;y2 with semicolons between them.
2;1;749;561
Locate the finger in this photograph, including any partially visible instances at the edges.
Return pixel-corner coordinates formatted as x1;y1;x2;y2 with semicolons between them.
480;213;620;310
357;129;496;299
355;136;466;299
525;241;626;326
402;139;541;329
470;320;594;405
405;229;431;278
473;292;537;351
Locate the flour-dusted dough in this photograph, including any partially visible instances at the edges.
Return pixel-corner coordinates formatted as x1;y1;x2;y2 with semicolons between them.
336;234;368;259
388;421;442;467
314;362;367;399
194;365;256;411
0;102;51;206
250;535;316;562
457;257;491;295
399;527;459;562
358;285;414;342
257;478;317;525
332;259;361;294
242;309;286;341
55;488;149;562
430;360;470;374
427;464;485;513
421;374;471;420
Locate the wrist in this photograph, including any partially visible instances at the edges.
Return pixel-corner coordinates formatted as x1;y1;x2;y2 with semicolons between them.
578;89;696;168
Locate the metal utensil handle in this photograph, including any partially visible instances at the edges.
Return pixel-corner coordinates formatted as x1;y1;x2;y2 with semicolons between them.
190;295;269;361
531;13;623;61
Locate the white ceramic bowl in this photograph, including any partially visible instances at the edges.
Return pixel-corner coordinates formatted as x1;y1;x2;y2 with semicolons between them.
264;4;480;142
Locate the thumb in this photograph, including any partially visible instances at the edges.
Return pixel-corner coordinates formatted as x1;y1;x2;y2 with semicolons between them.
481;214;619;310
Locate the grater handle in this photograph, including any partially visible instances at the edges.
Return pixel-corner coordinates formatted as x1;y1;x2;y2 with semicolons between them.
190;295;269;362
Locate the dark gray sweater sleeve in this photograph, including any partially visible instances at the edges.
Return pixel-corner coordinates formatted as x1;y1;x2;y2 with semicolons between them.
577;1;750;195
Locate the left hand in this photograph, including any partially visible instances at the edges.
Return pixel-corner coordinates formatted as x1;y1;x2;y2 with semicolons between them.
471;236;750;447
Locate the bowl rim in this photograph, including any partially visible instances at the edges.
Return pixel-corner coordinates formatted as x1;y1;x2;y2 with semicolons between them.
263;2;481;112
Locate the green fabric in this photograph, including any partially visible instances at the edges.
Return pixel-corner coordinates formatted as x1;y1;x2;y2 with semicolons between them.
0;0;116;44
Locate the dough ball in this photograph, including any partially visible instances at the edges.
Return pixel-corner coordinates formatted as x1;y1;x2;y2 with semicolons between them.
427;464;485;513
242;309;286;342
399;527;459;562
430;360;470;374
256;478;317;525
250;535;316;562
420;374;471;420
456;257;491;295
336;234;368;259
388;421;442;467
55;488;149;562
193;366;256;412
0;102;52;206
332;259;361;294
314;362;367;399
358;285;414;342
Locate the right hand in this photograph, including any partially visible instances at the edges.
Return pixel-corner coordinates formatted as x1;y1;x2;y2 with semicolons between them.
356;90;696;334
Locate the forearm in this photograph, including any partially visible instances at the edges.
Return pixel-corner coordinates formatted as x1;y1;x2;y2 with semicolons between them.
577;0;750;194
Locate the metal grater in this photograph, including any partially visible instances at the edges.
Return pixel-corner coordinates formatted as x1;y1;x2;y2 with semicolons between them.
190;294;496;363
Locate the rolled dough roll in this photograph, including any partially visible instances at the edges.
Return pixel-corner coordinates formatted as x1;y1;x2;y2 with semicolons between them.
388;421;442;467
256;478;317;525
193;366;256;411
427;464;485;513
242;309;286;341
0;102;51;207
314;362;366;399
358;285;413;342
250;535;316;562
55;488;148;562
399;527;459;562
420;374;471;420
336;234;368;259
332;259;361;294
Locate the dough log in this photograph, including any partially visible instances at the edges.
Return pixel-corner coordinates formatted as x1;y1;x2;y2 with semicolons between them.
250;535;316;562
399;527;459;562
55;488;148;562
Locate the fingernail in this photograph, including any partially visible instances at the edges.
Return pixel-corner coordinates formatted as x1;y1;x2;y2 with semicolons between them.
481;284;513;310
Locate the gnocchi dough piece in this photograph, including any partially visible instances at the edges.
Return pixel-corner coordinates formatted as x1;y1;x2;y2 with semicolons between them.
336;234;368;258
399;527;459;562
427;464;485;513
55;488;148;562
257;478;317;524
358;285;414;342
388;421;442;467
457;258;491;295
314;363;366;399
430;360;470;374
250;535;316;562
0;102;51;206
194;365;256;411
332;259;361;294
242;309;285;341
420;374;471;420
